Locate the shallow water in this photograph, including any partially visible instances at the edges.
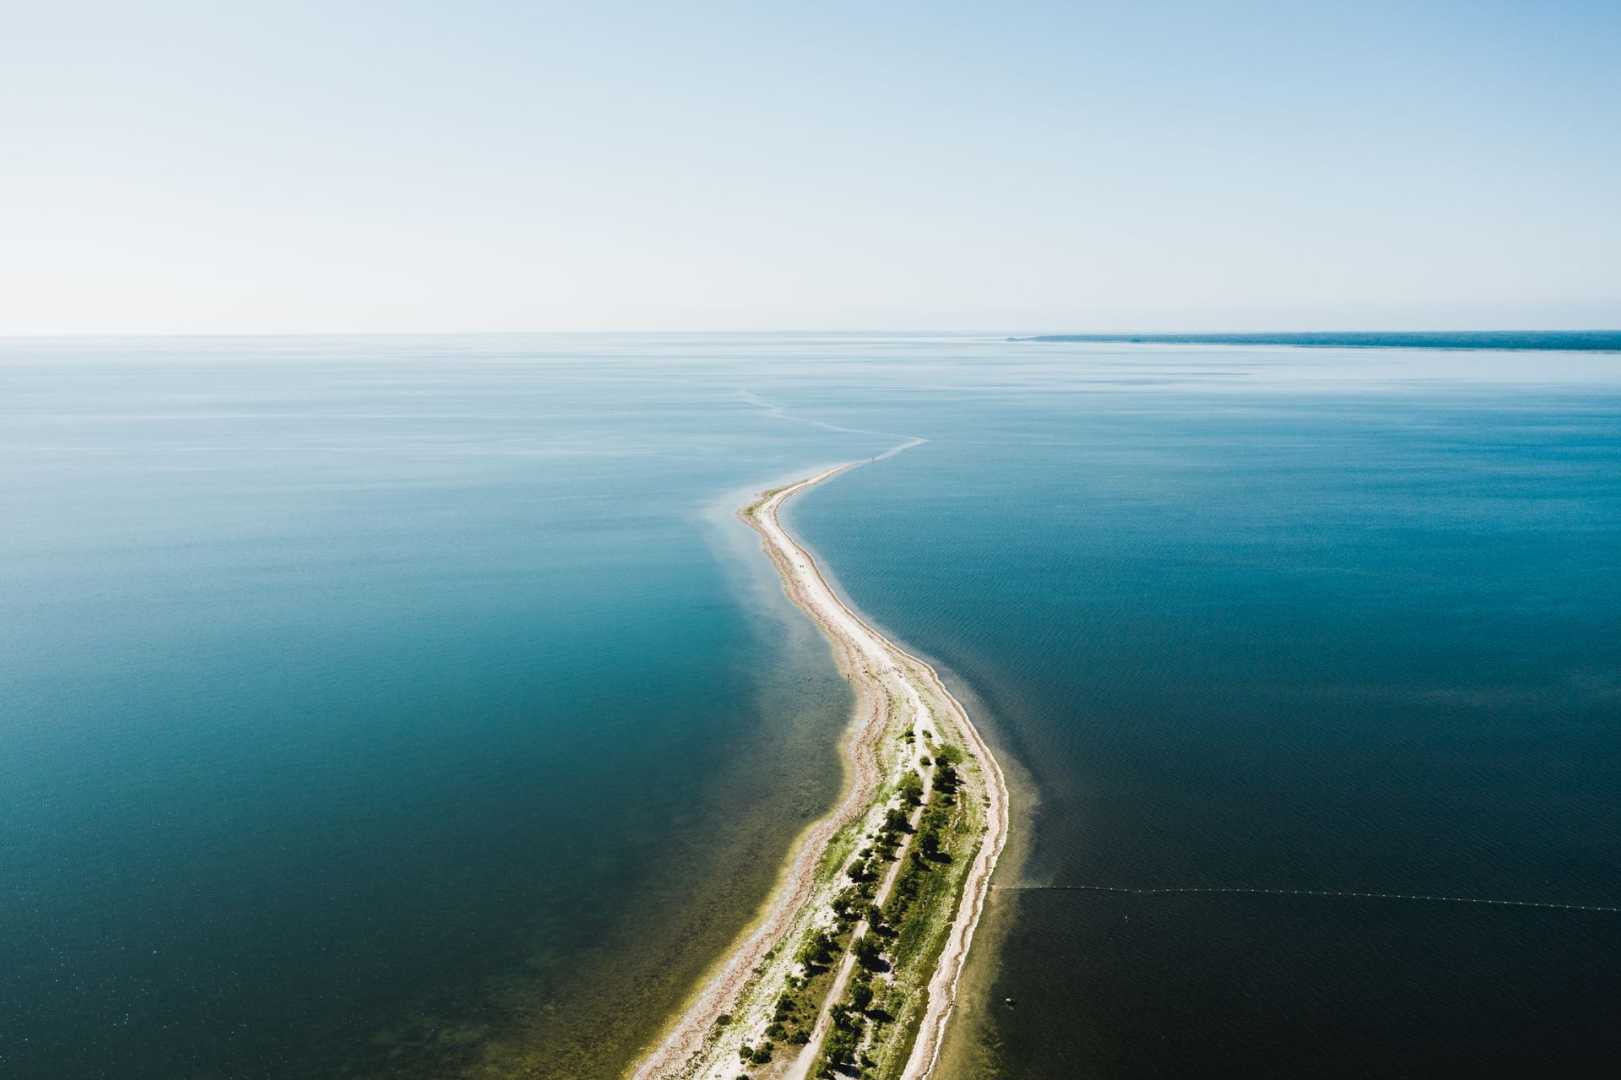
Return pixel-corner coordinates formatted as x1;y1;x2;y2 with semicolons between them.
0;336;878;1079
5;334;1620;1077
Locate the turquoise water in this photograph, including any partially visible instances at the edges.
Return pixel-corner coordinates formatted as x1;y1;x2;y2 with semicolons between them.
5;334;1621;1076
0;336;883;1078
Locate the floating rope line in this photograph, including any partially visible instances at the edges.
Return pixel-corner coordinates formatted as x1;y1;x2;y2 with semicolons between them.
993;883;1621;915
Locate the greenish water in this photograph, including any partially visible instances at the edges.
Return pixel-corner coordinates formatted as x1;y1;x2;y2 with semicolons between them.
5;333;1621;1077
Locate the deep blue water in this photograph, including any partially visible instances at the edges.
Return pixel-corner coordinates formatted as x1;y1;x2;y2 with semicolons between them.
4;334;1620;1077
789;345;1621;1075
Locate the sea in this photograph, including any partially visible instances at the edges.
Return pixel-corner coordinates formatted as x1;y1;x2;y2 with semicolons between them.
4;333;1620;1078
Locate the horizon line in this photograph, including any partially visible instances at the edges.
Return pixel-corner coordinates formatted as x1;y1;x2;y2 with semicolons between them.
4;326;1621;342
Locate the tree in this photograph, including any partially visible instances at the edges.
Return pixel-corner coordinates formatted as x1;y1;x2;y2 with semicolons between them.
854;934;885;971
898;771;924;805
850;980;874;1012
797;929;838;970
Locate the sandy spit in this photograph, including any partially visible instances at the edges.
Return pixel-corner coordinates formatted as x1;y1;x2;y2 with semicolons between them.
627;461;1009;1080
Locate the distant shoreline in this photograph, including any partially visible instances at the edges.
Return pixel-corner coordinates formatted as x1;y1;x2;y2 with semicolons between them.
1013;330;1621;351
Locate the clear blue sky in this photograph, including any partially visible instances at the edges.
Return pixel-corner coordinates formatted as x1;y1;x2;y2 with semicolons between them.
5;1;1619;333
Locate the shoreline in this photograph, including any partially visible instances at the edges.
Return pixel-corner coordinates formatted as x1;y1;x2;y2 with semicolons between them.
628;461;1010;1079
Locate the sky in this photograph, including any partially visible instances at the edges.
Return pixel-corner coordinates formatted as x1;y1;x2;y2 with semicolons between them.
4;1;1619;334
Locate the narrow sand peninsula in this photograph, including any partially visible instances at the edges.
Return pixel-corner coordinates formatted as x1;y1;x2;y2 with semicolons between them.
628;461;1009;1080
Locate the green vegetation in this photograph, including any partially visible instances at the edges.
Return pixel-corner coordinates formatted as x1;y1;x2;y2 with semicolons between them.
853;934;886;971
738;1039;774;1064
801;748;986;1080
796;928;841;973
815;815;868;884
897;770;924;806
711;480;996;1080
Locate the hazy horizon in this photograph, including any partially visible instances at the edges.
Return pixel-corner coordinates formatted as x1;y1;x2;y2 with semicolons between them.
5;2;1619;334
5;323;1621;342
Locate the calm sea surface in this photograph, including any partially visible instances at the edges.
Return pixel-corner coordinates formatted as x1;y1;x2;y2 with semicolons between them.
4;334;1620;1077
